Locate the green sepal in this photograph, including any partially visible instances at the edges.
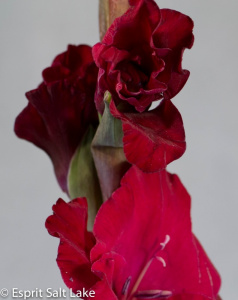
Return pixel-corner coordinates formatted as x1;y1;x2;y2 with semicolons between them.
91;92;130;202
93;92;124;147
67;126;102;230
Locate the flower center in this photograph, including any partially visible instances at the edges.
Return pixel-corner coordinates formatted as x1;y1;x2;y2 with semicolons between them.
119;61;149;93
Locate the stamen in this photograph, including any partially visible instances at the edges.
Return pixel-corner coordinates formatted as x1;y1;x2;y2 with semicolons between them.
130;258;154;296
127;235;171;299
134;290;172;299
155;256;166;268
121;276;132;295
160;235;170;250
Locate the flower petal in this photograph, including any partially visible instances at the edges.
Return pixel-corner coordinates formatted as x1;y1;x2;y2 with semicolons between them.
110;99;186;172
15;45;98;193
93;0;162;113
93;1;194;113
154;9;194;51
92;166;221;299
45;198;98;293
91;253;125;300
153;9;194;99
43;45;95;83
169;295;219;300
15;79;98;192
103;0;160;47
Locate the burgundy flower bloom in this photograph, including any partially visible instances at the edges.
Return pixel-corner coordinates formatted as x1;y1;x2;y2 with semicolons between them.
46;166;221;300
93;0;194;114
14;45;98;193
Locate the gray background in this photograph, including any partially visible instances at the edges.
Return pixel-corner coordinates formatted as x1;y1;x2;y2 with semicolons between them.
0;0;237;299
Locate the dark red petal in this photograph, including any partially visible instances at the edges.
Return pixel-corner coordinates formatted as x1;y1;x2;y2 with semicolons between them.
93;0;161;113
92;166;221;298
103;0;161;47
154;9;194;51
15;45;98;192
110;99;186;172
169;295;218;300
153;9;194;99
91;280;118;300
45;198;98;293
90;253;125;300
192;236;222;299
15;80;98;192
169;295;222;300
43;45;94;83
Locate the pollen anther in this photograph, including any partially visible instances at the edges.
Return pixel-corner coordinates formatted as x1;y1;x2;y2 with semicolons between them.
160;234;170;250
156;256;166;267
121;276;132;295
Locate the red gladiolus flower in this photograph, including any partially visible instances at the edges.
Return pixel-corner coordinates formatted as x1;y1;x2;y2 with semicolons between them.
14;45;98;193
93;0;194;114
46;166;221;300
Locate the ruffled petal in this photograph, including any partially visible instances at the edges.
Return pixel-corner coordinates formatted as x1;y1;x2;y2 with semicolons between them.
93;0;162;113
45;198;98;293
15;81;97;192
93;1;194;113
110;99;186;172
153;9;194;99
154;9;194;52
103;0;160;47
43;45;95;83
15;45;98;193
91;253;125;300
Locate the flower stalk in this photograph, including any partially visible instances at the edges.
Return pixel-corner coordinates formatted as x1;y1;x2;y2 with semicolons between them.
99;0;129;40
